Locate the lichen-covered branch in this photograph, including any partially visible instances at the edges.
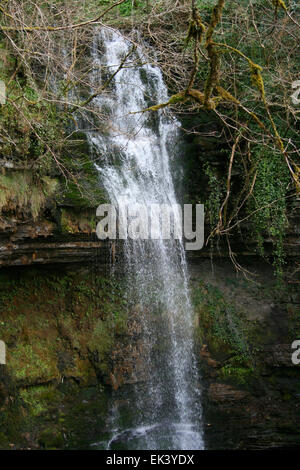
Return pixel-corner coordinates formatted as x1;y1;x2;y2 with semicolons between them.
203;0;225;107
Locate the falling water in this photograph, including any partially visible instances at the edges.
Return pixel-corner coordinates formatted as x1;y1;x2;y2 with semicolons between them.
87;28;203;450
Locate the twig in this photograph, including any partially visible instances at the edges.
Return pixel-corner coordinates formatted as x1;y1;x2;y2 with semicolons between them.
0;0;127;32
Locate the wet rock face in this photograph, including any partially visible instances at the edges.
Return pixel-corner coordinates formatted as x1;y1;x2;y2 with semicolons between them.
203;385;300;450
191;259;300;450
110;310;149;390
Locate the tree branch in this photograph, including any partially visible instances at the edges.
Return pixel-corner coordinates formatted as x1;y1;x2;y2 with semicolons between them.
0;0;127;32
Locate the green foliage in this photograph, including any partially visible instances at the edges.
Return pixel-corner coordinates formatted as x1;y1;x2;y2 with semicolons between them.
0;40;106;217
119;0;135;16
11;344;57;382
193;281;250;360
0;62;63;164
38;428;64;449
189;0;298;277
192;279;264;386
204;163;224;231
196;0;219;15
219;362;254;385
20;386;61;417
250;146;289;278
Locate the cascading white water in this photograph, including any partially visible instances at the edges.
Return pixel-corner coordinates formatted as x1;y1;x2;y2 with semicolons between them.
88;28;204;450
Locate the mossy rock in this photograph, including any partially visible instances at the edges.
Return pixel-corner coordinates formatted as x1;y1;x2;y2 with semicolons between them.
64;131;91;157
59;179;106;209
0;432;10;448
38;428;64;449
60;207;96;233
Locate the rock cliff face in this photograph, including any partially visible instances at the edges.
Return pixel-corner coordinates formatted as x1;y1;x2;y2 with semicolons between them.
0;159;109;267
0;216;110;267
191;259;300;449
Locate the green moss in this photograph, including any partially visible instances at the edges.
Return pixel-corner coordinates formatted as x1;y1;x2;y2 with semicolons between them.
10;344;58;383
193;281;250;359
87;319;114;376
0;270;130;447
87;308;128;377
0;271;128;388
60;180;105;209
0;58;63;164
219;365;254;385
250;146;289;280
20;387;48;417
38;428;64;449
0;432;9;448
0;171;58;219
282;392;291;401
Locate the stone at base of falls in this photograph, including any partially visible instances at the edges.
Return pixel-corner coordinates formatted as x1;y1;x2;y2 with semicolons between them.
106;455;140;467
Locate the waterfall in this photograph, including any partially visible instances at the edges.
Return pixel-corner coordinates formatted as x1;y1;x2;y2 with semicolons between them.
87;28;203;450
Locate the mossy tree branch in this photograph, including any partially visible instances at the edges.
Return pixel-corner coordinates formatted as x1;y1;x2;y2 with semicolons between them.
203;0;225;107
